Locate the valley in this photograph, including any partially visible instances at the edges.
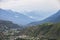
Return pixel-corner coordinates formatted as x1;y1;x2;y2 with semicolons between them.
0;9;60;40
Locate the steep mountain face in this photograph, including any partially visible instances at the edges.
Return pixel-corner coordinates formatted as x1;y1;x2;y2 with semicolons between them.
0;20;22;32
0;9;34;25
28;10;60;26
43;10;60;22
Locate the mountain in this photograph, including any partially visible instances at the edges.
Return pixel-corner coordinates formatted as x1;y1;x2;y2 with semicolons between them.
28;10;60;26
25;11;45;20
0;20;22;32
0;9;34;25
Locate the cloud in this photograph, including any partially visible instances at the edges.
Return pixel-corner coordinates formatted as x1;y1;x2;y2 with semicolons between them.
0;0;60;11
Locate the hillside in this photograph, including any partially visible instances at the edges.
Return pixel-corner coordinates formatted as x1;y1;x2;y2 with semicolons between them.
21;23;60;40
0;20;22;32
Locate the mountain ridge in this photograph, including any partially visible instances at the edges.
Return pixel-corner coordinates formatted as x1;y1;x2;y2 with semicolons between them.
27;10;60;26
0;9;34;25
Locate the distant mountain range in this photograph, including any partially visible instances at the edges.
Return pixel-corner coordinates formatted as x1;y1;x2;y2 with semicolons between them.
28;10;60;26
0;9;60;26
0;9;34;25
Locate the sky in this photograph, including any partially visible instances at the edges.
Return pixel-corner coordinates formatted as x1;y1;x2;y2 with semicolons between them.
0;0;60;21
